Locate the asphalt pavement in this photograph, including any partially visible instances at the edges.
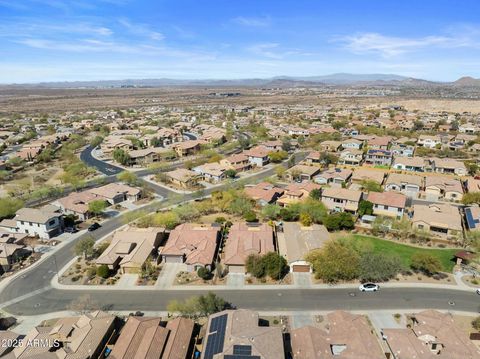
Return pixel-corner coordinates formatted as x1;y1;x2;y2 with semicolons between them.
80;145;124;175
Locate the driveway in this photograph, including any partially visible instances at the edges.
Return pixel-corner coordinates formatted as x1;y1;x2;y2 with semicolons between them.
293;272;312;288
291;312;314;329
116;274;138;288
369;311;405;337
227;273;245;288
155;263;186;289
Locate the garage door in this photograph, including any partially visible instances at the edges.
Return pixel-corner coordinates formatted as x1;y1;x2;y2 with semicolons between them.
292;265;310;273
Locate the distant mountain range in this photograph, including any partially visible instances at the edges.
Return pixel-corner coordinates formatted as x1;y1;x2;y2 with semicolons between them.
2;73;480;88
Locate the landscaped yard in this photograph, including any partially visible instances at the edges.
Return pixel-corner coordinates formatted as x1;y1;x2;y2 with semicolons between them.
351;235;459;272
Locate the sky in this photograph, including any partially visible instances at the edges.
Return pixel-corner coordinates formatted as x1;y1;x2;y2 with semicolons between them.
1;0;480;83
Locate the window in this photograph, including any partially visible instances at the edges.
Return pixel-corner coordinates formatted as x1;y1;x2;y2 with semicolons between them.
48;220;56;226
384;205;389;210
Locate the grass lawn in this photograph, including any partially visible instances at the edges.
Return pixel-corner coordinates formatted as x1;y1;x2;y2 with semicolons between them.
351;235;459;272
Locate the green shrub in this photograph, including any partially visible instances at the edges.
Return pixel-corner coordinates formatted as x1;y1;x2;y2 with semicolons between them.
96;264;110;279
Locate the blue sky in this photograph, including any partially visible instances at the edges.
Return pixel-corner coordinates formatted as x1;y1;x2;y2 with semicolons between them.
1;0;480;83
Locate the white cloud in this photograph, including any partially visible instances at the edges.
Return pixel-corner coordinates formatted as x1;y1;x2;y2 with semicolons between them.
232;16;271;27
118;18;164;41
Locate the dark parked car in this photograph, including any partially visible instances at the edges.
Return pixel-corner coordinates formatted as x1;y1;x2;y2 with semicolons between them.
87;222;101;231
64;227;78;234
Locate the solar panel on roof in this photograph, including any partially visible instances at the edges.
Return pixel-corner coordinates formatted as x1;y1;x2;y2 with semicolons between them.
204;314;228;359
224;355;261;359
466;208;478;230
233;345;252;355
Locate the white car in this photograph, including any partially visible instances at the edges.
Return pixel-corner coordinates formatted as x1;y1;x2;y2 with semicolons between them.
476;288;480;295
359;283;380;292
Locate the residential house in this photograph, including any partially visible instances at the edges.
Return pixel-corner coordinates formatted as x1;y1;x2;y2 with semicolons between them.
262;140;283;152
286;164;321;182
13;311;116;359
424;176;463;201
290;311;385;359
0;230;28;274
341;138;363;150
365;149;393;167
159;223;220;271
430;157;468;176
465;205;480;231
172;140;202;157
243;146;270;167
320;140;342;152
128;147;171;166
314;168;352;187
392;156;426;172
385;173;423;197
56;191;101;221
418;135;442;148
390;143;415;157
0;205;64;240
351;168;385;185
368;192;406;219
165;168;201;189
101;137;133;157
201;309;285;359
277;182;322;207
466;177;480;193
382;310;480;359
304;151;322;165
279;222;329;272
109;316;194;359
193;162;229;183
321;188;363;214
367;136;392;150
89;183;141;204
412;204;462;239
220;153;251;172
338;149;364;166
224;223;275;273
244;182;284;206
96;227;164;274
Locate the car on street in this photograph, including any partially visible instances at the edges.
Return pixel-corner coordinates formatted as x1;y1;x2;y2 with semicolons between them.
359;283;379;292
87;222;101;231
476;288;480;295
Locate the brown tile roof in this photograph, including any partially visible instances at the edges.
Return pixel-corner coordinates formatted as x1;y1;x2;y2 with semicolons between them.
160;223;219;266
224;223;275;266
243;146;270;158
367;191;407;208
351;168;385;184
201;309;284;359
412;204;462;231
89;183;140;200
322;188;362;202
244;182;284;203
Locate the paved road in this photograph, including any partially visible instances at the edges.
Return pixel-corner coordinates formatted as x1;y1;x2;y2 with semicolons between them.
80;145;124;175
0;152;307;315
3;287;480;316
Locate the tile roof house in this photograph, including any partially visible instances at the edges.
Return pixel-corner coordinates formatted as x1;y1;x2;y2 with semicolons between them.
412;204;462;239
220;153;251;172
365;149;393;167
351;168;385;185
367;136;392;150
128;147;171;167
320;140;343;152
172;140;203;157
465;205;480;231
321;188;363;214
367;192;407;219
383;310;480;359
243;146;270;167
285;164;321;182
0;205;64;240
244;182;284;206
278;222;329;273
224;223;275;273
424;176;463;201
385;173;423;197
13;311;115;359
305;151;322;165
341;138;363;150
338;149;364;166
109;316;194;359
165;168;201;189
0;229;28;274
392;156;426;172
193;162;230;183
430;157;468;176
277;182;322;207
96;227;165;274
201;309;285;359
159;223;220;271
290;311;384;359
314;168;352;187
56;191;102;221
89;183;141;204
